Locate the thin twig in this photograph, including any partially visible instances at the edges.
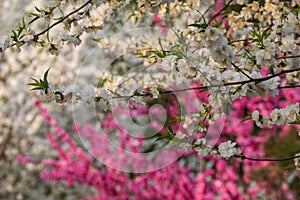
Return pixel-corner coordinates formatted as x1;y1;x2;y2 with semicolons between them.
279;85;300;89
208;0;234;24
228;38;251;44
33;0;93;39
276;55;300;59
7;0;93;49
28;16;40;25
100;67;300;99
236;154;300;162
203;4;216;17
160;67;300;95
231;62;253;80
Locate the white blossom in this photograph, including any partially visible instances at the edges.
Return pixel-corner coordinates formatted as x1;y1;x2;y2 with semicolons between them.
149;86;159;98
99;89;112;101
254;76;281;97
195;138;212;157
89;3;113;27
176;132;187;140
0;36;10;57
79;85;95;103
61;35;81;46
61;84;80;96
294;153;300;170
180;142;192;151
127;83;143;96
204;26;222;42
232;28;248;39
197;148;211;156
218;140;241;159
221;70;241;82
255;39;277;67
253;103;299;127
281;35;297;52
195;138;206;146
161;55;177;71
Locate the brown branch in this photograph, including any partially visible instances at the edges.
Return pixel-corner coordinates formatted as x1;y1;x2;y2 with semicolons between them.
33;0;93;39
103;67;300;100
228;38;251;44
28;16;40;25
276;55;300;59
231;62;253;80
279;85;300;89
208;0;234;24
160;67;300;95
7;0;93;49
236;154;300;162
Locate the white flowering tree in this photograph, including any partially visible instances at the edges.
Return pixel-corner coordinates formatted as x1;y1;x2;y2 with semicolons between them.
1;0;300;199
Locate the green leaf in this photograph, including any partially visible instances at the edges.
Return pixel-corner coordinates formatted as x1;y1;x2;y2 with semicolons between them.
229;4;244;12
154;135;172;142
289;121;300;125
167;124;176;136
262;27;271;39
31;87;44;91
241;116;252;122
43;68;50;84
35;6;41;12
148;50;166;58
30;77;39;82
92;38;102;42
28;12;40;17
28;68;51;91
188;23;208;30
127;13;136;21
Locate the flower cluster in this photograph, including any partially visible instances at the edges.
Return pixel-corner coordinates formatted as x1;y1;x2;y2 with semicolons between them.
218;140;242;159
43;83;113;105
194;138;213;157
252;103;300;127
204;26;235;66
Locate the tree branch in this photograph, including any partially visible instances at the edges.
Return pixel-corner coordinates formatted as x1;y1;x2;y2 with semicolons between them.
279;84;300;89
231;62;253;80
161;67;300;95
33;0;93;39
236;154;300;162
8;0;93;49
208;0;234;24
276;55;300;59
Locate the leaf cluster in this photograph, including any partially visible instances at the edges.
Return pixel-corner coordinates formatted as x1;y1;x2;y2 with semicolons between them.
250;27;271;48
28;68;51;91
11;18;27;45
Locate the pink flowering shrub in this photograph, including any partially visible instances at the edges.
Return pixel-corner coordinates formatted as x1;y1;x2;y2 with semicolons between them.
22;82;300;199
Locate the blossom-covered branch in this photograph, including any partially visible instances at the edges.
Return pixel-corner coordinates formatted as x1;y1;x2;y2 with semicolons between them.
33;0;93;39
